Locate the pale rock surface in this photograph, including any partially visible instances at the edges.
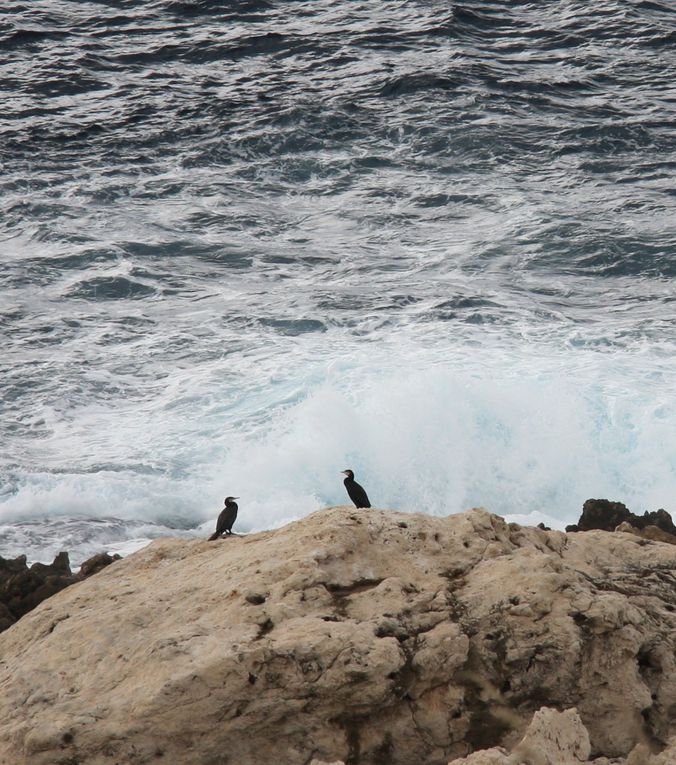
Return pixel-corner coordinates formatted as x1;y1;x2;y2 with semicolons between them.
447;707;675;764
615;521;676;546
628;738;676;765
511;707;590;764
0;507;674;765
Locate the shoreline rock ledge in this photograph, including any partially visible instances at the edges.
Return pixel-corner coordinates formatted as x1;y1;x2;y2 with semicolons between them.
0;507;674;765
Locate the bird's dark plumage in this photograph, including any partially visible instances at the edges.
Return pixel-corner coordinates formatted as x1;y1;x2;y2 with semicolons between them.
208;496;239;540
342;469;371;508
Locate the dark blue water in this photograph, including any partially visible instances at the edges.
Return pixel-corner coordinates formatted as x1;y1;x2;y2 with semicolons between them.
1;0;675;563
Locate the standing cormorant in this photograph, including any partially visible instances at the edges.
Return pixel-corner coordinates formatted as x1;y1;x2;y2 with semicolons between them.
341;470;371;508
208;496;239;540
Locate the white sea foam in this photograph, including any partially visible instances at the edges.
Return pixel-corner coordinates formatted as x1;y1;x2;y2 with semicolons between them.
213;342;676;531
1;0;675;569
2;334;673;567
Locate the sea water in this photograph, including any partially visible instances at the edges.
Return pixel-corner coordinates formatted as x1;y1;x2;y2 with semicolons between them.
1;0;675;565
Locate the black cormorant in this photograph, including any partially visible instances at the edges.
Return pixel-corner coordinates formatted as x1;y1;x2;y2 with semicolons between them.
208;496;239;540
341;470;371;508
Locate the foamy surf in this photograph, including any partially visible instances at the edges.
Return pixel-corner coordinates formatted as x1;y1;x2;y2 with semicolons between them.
1;0;674;566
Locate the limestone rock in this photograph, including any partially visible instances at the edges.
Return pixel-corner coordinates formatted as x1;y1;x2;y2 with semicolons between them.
639;737;676;765
448;707;673;764
512;707;590;764
447;748;508;765
0;507;674;765
616;521;676;546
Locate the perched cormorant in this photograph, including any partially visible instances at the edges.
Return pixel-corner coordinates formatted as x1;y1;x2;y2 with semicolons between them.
341;470;371;508
208;496;239;540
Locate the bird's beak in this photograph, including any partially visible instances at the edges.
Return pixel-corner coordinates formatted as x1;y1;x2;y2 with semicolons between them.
341;471;348;475
233;497;240;499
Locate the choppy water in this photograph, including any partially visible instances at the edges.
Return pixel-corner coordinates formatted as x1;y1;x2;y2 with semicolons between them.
1;0;675;564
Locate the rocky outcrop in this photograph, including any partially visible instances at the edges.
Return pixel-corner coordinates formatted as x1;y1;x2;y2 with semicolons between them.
0;507;674;765
314;708;676;765
448;707;676;765
0;551;121;633
616;521;676;546
567;498;676;538
76;552;121;579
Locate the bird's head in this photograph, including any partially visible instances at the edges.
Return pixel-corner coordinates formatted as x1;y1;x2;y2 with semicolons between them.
341;470;354;479
224;496;239;503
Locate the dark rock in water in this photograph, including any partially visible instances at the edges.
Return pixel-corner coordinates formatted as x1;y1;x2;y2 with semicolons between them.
77;552;121;579
634;508;676;536
0;553;75;621
0;603;15;632
578;499;633;531
0;550;121;633
0;554;29;576
30;551;72;579
569;499;676;540
51;550;72;574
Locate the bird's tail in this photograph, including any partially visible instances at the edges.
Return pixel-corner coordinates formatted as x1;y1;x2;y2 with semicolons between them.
208;532;220;541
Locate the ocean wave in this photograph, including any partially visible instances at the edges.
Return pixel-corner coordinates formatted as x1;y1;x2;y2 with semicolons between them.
1;0;674;564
